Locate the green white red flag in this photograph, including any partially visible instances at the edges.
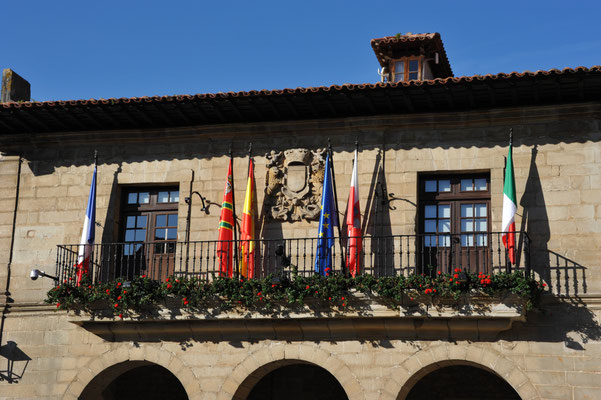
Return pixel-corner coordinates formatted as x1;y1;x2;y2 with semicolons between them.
217;159;235;277
502;142;517;264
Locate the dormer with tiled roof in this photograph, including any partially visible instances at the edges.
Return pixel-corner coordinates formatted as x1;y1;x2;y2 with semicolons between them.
371;32;453;82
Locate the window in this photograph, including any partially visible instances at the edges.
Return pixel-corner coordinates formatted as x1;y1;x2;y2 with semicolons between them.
419;174;490;273
392;57;421;82
119;187;179;280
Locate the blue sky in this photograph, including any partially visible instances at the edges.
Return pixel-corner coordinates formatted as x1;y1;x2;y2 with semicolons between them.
3;0;600;102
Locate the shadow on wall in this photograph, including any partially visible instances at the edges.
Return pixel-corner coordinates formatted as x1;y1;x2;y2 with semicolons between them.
518;145;587;296
0;341;31;383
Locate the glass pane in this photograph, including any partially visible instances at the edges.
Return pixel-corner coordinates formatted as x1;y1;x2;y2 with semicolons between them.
155;229;166;240
461;179;473;191
476;234;488;246
124;243;135;256
439;219;450;233
425;220;436;233
137;215;147;228
461;234;474;247
425;180;437;192
475;204;487;217
395;61;404;72
127;193;137;204
438;180;451;192
425;235;435;247
166;228;177;240
170;191;179;203
126;216;136;228
168;214;178;226
461;204;473;218
138;192;150;204
394;74;404;83
438;205;450;218
425;205;436;218
476;218;487;231
135;229;146;241
475;178;487;191
158;191;170;203
461;219;474;232
156;214;167;227
125;230;135;242
439;235;450;247
408;72;418;80
409;59;419;71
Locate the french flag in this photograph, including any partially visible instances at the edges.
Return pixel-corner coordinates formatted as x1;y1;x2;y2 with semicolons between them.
75;163;97;286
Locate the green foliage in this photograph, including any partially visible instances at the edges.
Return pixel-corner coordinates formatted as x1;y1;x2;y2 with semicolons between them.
46;270;545;318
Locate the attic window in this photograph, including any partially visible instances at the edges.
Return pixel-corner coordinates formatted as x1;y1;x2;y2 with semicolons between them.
392;57;421;82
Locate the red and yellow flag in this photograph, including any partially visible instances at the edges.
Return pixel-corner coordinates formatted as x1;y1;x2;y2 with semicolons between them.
217;159;235;277
239;159;256;278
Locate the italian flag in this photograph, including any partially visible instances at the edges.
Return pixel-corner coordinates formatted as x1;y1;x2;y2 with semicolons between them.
502;142;517;264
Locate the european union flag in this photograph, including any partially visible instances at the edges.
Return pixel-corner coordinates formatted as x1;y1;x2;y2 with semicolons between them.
315;153;338;276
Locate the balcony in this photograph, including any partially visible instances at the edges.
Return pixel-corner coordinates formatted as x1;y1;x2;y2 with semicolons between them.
55;232;531;283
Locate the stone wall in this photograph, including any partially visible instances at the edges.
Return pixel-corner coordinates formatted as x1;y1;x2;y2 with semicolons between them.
0;101;600;399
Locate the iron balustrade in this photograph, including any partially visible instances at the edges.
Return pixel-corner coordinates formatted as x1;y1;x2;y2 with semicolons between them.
54;232;530;284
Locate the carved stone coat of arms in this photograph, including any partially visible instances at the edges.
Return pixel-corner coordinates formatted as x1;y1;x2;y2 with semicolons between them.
264;148;326;222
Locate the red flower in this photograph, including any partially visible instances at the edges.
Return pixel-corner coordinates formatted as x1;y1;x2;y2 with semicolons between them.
342;303;346;307
56;303;61;308
123;290;127;294
455;281;459;285
410;297;414;301
454;268;461;273
433;289;437;293
88;285;92;289
141;275;146;278
167;283;172;289
437;271;441;275
114;303;119;308
118;313;123;319
176;279;179;283
166;278;170;282
328;297;332;301
306;285;310;290
453;274;459;279
259;297;264;301
257;292;262;296
117;295;122;300
183;300;189;305
449;278;453;282
116;282;122;287
543;283;547;287
272;284;276;288
105;289;110;294
341;297;345;300
315;291;318;294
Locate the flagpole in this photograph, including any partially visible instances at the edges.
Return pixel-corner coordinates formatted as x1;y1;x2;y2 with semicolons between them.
327;138;346;274
230;145;240;279
246;142;253;278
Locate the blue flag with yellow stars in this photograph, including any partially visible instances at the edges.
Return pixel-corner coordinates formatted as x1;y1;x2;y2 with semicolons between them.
315;153;338;276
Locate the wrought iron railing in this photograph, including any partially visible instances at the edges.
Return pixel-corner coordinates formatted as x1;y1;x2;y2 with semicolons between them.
55;232;530;284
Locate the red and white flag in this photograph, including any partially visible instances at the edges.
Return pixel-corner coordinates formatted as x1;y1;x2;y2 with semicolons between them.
346;149;362;276
75;163;97;285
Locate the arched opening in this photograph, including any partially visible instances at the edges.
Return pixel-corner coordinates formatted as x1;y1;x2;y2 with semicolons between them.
79;360;188;400
237;360;348;400
404;365;521;400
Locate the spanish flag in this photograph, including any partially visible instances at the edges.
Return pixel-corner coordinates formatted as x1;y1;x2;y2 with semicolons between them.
239;159;256;278
217;159;235;277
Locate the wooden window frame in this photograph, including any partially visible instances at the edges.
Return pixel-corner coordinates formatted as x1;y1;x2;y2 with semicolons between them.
391;56;422;82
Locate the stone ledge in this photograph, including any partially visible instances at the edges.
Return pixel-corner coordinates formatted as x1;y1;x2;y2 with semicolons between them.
67;293;527;342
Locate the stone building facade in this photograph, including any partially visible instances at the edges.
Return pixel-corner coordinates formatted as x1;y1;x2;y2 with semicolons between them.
0;33;600;399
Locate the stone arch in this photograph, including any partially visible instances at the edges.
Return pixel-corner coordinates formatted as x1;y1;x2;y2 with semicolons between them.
218;343;364;400
379;343;539;400
62;346;201;400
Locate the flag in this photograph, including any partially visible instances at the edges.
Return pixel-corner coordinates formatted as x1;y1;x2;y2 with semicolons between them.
239;159;256;278
346;149;362;276
314;153;338;276
502;141;517;264
217;159;235;277
75;163;97;285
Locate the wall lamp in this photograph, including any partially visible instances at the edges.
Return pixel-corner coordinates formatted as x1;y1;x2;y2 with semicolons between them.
29;269;58;281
